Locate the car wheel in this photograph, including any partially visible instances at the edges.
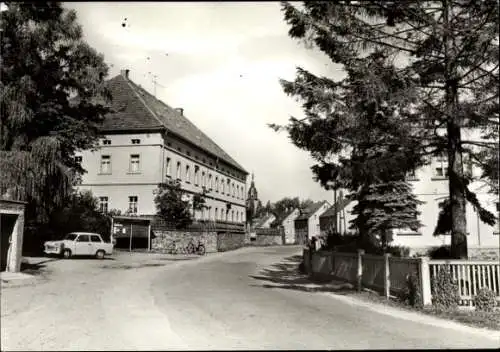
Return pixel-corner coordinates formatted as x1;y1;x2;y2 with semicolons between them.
95;250;105;260
63;249;72;259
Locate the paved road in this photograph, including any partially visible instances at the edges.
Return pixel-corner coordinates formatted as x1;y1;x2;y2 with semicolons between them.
1;246;499;350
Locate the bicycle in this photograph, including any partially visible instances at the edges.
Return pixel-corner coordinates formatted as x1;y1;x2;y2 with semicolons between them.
186;238;206;256
166;240;178;255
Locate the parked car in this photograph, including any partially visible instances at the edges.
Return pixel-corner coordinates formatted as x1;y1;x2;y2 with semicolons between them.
44;232;114;259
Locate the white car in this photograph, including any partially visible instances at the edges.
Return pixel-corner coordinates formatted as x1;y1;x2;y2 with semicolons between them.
44;232;114;259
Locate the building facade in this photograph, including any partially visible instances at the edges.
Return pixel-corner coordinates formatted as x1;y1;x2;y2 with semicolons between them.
281;208;300;244
294;201;330;244
76;70;248;224
333;128;499;256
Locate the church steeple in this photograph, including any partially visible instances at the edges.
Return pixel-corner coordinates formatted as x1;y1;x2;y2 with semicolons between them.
248;172;258;201
246;172;259;228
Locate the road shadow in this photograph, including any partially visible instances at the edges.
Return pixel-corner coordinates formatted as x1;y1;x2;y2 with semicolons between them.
249;254;356;295
20;259;56;276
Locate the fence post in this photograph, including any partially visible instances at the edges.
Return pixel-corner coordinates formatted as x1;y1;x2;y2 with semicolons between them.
357;249;365;292
419;256;432;306
384;253;391;299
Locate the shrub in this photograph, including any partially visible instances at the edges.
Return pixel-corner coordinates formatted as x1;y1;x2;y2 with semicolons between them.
427;245;453;259
386;245;411;258
431;267;460;310
473;287;497;312
400;273;423;308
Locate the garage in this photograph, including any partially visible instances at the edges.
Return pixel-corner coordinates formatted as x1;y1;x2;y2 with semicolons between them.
0;199;26;272
111;216;153;251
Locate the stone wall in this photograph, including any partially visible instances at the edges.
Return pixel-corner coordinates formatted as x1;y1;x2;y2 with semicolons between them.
253;234;283;246
217;232;245;252
152;231;217;253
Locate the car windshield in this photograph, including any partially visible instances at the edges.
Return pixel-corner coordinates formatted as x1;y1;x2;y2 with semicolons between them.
64;233;78;241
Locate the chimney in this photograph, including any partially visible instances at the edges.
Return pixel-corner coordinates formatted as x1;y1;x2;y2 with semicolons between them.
120;69;130;79
175;108;184;116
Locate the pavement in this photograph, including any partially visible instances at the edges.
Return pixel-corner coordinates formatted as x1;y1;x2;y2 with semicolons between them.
1;246;499;350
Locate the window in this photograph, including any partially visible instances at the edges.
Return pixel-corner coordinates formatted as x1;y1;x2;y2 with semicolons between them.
433;153;448;179
215;208;218;220
128;196;138;214
102;139;111;145
185;165;191;183
77;235;90;242
406;169;418;181
215;176;219;192
194;165;200;185
236;212;239;222
221;178;225;194
99;196;108;213
100;155;111;174
227;179;231;195
131;139;141;144
176;162;181;180
165;157;171;177
129;154;140;173
208;174;213;190
232;183;235;197
231;210;234;222
74;156;82;164
202;171;206;188
90;235;102;243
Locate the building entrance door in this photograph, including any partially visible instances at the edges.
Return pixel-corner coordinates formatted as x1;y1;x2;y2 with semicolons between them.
1;214;17;271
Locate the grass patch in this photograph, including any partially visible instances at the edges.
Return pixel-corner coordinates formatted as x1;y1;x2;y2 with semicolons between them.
347;288;500;331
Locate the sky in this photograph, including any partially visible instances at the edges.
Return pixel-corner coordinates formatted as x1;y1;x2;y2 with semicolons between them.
64;1;346;205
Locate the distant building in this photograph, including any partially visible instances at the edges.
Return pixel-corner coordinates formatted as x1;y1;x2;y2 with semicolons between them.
246;173;259;229
319;194;352;235
252;213;276;229
280;208;300;244
76;69;248;224
294;201;330;244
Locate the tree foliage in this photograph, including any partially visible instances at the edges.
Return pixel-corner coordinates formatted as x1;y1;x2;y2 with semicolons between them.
0;2;111;225
49;190;112;241
349;181;423;250
154;181;193;229
274;0;499;258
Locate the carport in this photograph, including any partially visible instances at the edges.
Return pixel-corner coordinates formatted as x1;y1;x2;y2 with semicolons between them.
0;199;26;272
111;216;152;251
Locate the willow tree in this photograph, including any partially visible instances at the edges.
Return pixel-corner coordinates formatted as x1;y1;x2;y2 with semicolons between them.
0;2;110;223
274;1;498;258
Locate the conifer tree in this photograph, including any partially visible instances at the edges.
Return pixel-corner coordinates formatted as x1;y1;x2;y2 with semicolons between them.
273;1;498;258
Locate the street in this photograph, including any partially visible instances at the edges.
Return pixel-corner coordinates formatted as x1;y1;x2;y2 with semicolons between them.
1;246;499;350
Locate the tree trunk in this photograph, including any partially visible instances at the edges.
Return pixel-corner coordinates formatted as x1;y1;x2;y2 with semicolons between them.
447;120;468;259
443;0;467;259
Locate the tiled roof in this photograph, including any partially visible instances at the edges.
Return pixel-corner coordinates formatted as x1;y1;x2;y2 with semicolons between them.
253;213;275;228
320;198;352;218
101;74;247;174
295;201;328;220
278;208;298;224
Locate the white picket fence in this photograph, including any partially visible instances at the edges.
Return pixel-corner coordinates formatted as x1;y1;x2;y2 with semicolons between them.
429;260;500;308
305;248;500;308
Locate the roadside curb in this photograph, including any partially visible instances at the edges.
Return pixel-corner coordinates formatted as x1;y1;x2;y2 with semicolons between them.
0;273;42;289
320;291;500;339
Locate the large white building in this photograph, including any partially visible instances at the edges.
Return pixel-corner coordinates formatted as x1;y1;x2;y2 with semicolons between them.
76;70;248;224
335;128;499;256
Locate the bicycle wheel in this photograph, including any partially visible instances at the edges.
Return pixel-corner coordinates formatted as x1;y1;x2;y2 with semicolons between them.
186;243;195;254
